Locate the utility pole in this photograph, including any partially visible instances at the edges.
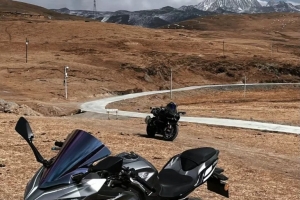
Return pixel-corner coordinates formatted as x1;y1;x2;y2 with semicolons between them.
244;75;247;98
170;67;173;100
25;38;29;63
271;42;273;60
64;66;69;100
223;40;225;56
93;0;97;17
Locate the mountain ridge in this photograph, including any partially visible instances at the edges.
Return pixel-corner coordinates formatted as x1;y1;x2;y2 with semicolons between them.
52;0;300;28
195;0;262;12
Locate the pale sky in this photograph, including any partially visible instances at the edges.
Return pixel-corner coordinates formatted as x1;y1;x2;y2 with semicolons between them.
15;0;300;11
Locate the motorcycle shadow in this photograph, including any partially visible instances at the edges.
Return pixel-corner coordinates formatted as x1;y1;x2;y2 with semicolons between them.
134;133;166;141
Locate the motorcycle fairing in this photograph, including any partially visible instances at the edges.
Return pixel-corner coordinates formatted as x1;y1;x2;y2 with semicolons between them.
158;147;219;198
39;130;111;189
24;169;106;200
85;184;141;200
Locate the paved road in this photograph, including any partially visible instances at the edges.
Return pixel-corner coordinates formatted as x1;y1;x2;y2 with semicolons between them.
81;83;300;135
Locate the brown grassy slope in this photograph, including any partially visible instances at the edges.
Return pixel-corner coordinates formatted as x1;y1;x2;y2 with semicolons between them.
162;12;300;34
0;12;299;108
0;0;85;20
162;12;300;59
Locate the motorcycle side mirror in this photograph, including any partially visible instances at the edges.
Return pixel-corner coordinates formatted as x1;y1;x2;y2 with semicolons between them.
15;117;48;167
15;117;34;142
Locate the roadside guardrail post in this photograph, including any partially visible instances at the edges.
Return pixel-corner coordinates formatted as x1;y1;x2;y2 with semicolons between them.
106;109;118;120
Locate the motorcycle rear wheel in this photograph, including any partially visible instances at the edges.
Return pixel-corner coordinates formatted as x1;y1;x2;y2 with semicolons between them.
163;125;178;141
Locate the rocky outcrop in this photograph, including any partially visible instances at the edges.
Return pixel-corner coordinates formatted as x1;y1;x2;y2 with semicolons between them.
0;99;42;116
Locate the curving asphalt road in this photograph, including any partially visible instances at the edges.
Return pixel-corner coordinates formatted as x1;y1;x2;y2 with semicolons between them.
81;83;300;135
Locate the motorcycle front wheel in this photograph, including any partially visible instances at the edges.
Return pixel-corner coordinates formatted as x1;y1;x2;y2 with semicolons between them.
146;125;156;138
163;124;178;141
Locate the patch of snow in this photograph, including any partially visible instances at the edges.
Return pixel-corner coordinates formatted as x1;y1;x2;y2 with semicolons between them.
101;16;110;22
257;0;268;6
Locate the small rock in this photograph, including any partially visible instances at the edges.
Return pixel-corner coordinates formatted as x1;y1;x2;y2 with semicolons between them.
0;164;5;168
144;73;153;83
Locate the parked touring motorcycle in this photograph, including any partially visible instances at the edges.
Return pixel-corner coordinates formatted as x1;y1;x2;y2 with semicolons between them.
145;102;185;141
15;117;229;200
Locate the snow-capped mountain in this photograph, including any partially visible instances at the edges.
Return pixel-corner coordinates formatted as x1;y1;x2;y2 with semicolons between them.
195;0;262;12
249;1;300;13
266;0;300;12
266;0;279;7
52;0;300;28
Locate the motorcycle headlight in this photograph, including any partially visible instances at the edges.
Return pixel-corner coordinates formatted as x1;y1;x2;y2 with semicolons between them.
138;172;154;181
24;181;31;199
145;116;151;124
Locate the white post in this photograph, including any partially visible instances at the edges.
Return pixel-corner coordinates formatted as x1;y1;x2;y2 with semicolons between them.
244;75;247;98
170;67;173;100
271;42;273;59
25;38;29;63
64;66;69;100
223;40;225;56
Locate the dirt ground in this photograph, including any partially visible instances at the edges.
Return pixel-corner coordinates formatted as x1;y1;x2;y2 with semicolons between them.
0;3;300;200
0;114;299;200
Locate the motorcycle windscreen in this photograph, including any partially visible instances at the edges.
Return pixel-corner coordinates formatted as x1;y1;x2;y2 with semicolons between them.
39;129;111;188
166;103;177;115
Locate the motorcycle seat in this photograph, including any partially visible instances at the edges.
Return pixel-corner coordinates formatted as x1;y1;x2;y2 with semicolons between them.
158;169;195;198
180;147;218;171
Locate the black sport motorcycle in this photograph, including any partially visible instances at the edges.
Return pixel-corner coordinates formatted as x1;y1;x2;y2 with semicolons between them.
15;117;229;200
145;102;186;141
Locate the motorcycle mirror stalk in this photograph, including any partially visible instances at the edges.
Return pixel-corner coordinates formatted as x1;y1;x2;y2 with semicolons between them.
178;111;186;115
15;117;51;168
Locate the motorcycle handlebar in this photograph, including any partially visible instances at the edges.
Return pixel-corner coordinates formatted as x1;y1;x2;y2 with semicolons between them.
51;146;61;151
122;167;156;193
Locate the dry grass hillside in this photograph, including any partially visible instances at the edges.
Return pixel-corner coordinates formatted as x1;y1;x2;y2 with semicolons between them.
0;0;85;20
0;10;299;112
